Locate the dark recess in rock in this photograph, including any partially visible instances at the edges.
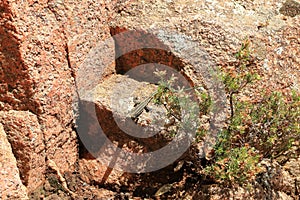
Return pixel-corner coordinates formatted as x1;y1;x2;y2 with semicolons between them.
279;0;300;17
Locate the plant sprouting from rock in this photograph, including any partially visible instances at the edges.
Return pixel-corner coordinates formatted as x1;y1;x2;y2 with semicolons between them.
205;38;300;186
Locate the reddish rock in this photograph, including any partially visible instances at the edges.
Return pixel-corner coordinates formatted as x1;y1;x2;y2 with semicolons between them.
0;0;299;198
0;123;29;199
0;111;45;193
0;0;120;195
79;158;124;186
0;0;120;180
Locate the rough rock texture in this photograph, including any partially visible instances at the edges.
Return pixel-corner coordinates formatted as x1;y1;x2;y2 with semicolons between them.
77;75;160;185
0;0;299;199
109;0;300;199
0;0;120;195
111;0;300;95
79;158;124;186
0;123;29;199
0;111;45;193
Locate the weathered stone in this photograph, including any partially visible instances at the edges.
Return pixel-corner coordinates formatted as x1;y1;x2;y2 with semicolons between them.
111;0;300;95
280;0;300;17
0;123;29;199
0;0;299;198
0;0;118;183
77;75;152;184
78;158;124;186
0;111;45;193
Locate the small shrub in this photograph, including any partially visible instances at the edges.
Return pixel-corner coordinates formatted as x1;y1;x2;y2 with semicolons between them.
153;69;209;136
241;90;300;158
205;145;261;186
204;38;300;186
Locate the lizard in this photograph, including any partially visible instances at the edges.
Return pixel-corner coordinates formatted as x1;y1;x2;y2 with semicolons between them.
129;90;158;120
129;85;203;120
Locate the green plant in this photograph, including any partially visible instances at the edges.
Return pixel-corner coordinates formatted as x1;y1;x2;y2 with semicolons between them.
47;175;64;192
221;38;260;118
244;90;300;158
196;89;212;115
204;38;300;186
153;70;182;120
205;146;261;185
153;70;210;138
